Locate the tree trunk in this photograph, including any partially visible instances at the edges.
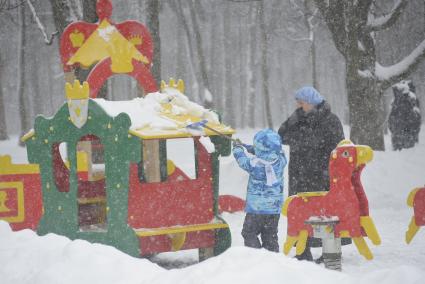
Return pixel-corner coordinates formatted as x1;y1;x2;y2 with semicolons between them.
346;64;385;150
18;4;30;145
187;0;212;109
208;3;219;110
0;53;8;140
223;2;235;126
82;0;97;21
247;2;258;128
49;0;72;35
313;0;425;150
169;0;202;102
302;0;318;89
146;0;161;86
176;23;186;80
32;55;43;116
259;0;273;128
238;17;246;128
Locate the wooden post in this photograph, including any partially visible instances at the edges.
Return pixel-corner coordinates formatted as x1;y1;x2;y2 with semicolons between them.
142;140;161;183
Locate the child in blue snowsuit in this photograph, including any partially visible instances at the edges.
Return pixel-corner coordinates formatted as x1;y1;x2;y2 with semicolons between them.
233;129;287;252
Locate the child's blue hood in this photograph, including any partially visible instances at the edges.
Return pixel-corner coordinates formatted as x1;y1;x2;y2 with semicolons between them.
253;129;282;161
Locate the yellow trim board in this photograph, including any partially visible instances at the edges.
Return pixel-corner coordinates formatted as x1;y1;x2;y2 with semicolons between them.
0;181;25;223
134;222;229;237
77;197;106;205
296;192;327;198
128;128;235;140
20;129;35;142
0;156;39;175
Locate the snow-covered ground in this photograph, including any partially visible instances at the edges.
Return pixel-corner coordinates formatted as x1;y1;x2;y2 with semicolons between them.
1;127;425;284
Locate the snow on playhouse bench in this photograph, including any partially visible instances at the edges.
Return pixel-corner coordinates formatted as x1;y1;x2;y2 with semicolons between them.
405;187;425;244
282;140;382;260
0;0;243;260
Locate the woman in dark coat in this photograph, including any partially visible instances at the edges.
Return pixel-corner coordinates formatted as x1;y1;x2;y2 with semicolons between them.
278;86;345;262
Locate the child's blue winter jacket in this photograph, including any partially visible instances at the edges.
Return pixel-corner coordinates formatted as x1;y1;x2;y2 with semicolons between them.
233;129;287;214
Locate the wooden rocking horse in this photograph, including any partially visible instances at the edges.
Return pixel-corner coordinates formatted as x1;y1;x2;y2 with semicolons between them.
282;140;381;260
405;187;425;244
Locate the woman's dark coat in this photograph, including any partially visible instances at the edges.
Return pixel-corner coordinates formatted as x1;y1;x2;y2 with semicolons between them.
278;101;344;197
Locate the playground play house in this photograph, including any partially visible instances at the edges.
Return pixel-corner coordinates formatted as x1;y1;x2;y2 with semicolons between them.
0;0;239;259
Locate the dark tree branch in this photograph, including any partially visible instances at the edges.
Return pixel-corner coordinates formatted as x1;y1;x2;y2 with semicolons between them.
366;0;407;32
379;39;425;90
48;0;72;35
0;0;26;12
314;0;347;57
26;0;57;45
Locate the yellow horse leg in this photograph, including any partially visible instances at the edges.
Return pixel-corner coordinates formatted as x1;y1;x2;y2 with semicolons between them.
360;216;381;245
295;230;309;255
405;216;420;244
353;236;373;260
283;235;297;255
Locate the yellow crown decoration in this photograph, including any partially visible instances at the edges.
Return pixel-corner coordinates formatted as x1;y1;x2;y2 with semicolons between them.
106;38;136;73
69;29;85;48
129;35;142;46
160;78;185;93
65;80;90;100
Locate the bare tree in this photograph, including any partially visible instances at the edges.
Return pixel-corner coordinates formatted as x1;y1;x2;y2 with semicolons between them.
187;0;213;108
247;1;259;128
223;2;235;126
26;0;57;45
259;0;273;128
314;0;425;150
49;0;72;35
284;0;321;88
146;0;161;85
17;3;30;145
0;0;26;12
0;52;8;140
168;0;212;107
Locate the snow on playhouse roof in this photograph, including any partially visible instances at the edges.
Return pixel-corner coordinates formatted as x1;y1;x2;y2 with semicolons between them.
94;87;235;139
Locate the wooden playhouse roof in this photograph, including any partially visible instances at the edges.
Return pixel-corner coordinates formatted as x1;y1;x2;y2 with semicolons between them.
94;88;234;140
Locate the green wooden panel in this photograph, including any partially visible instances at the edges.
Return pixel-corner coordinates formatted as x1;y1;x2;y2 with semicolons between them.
26;100;142;257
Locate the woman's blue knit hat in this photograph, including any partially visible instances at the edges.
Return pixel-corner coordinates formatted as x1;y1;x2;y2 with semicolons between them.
295;86;324;106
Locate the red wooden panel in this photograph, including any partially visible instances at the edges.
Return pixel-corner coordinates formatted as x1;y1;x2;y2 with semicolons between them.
128;138;214;228
0;173;42;231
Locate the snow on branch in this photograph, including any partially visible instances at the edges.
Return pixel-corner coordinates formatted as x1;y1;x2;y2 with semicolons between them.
26;0;58;45
375;39;425;82
367;0;407;32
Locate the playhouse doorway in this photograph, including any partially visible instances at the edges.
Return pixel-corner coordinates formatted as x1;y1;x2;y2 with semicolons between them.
76;135;107;232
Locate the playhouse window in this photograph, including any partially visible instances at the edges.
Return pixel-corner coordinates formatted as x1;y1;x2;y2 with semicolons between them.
76;136;107;232
76;136;105;181
52;142;70;192
166;138;197;180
